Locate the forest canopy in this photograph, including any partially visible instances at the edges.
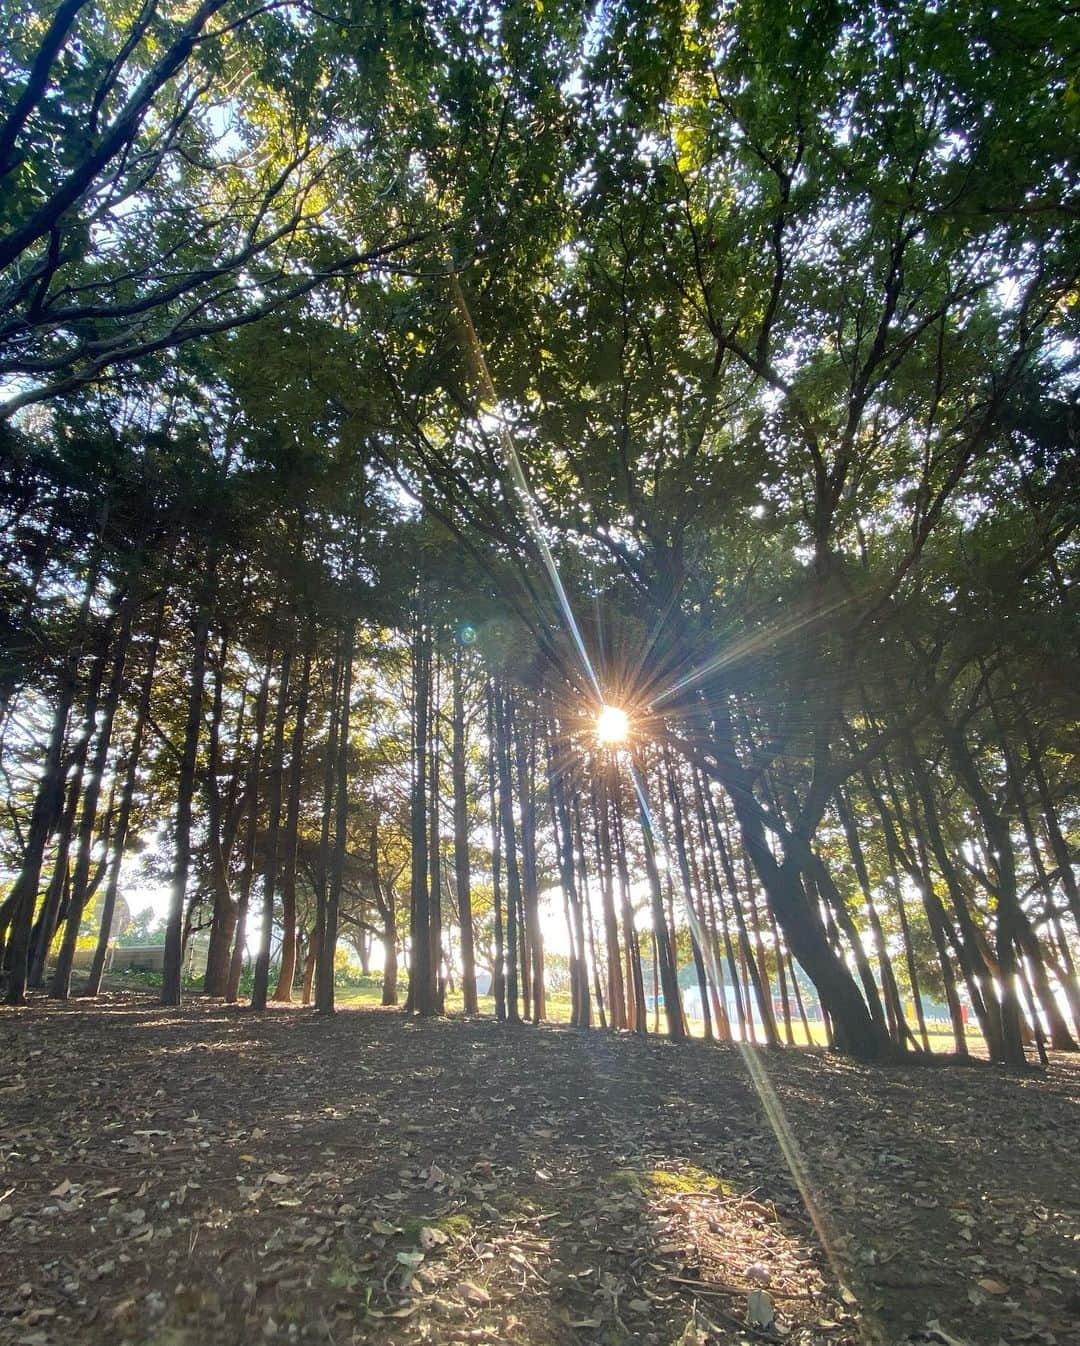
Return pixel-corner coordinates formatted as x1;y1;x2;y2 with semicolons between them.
0;0;1077;1068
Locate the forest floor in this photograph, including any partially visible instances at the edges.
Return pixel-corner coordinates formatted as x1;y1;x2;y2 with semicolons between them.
0;997;1077;1346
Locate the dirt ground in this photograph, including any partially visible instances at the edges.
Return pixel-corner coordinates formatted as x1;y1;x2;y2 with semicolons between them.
0;997;1077;1346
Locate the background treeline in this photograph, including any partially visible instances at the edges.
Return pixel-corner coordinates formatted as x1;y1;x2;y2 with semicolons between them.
0;0;1077;1066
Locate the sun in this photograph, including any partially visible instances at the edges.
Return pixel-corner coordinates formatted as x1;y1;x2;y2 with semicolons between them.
596;704;630;746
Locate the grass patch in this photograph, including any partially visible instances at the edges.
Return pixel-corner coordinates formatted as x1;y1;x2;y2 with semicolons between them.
400;1211;473;1242
605;1168;647;1193
604;1164;734;1198
647;1165;734;1196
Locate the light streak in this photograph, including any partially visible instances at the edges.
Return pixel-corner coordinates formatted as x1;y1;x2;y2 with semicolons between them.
445;268;868;1337
447;268;602;705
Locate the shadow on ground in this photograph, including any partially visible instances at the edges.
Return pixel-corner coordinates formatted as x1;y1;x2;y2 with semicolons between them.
0;997;1077;1346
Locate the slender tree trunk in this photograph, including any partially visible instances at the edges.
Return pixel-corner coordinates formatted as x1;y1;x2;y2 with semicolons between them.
251;645;293;1010
310;631;341;1010
708;786;775;1044
666;757;712;1039
371;824;398;1007
630;752;684;1040
51;601;132;997
684;779;730;1039
3;553;99;1003
1023;715;1080;932
495;687;522;1023
317;620;354;1016
487;683;506;1021
695;770;746;1040
767;903;796;1045
787;950;813;1044
28;726;87;988
611;790;646;1033
573;793;607;1028
451;648;478;1013
162;591;211;1008
428;641;444;1012
301;929;318;1005
273;637;311;1002
408;613;434;1016
592;771;626;1029
225;656;273;1003
897;752;1001;1055
990;695;1078;1046
514;704;545;1021
85;601;164;995
202;634;238;995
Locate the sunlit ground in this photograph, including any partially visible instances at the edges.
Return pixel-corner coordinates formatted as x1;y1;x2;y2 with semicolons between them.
1;995;1074;1346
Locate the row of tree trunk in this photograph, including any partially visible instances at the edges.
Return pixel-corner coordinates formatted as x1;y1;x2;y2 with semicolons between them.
2;580;1077;1069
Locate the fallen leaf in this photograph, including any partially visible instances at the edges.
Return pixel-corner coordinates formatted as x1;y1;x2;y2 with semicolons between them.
925;1320;974;1346
977;1277;1009;1295
747;1289;774;1328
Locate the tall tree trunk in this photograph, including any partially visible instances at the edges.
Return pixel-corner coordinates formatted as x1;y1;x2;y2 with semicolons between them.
85;599;164;996
707;786;776;1045
3;551;100;1004
665;757;712;1039
514;704;545;1021
51;599;132;997
202;634;237;995
273;638;310;1002
495;687;522;1023
251;645;293;1010
1023;714;1080;932
310;631;341;1010
573;792;606;1028
225;656;274;1003
371;822;398;1006
408;614;434;1016
316;620;354;1016
28;721;87;988
162;590;211;1008
451;649;477;1014
630;753;683;1041
592;771;626;1029
836;786;913;1048
898;750;1002;1056
694;769;745;1041
300;929;318;1005
611;790;646;1033
704;693;891;1059
486;683;506;1021
428;641;444;1012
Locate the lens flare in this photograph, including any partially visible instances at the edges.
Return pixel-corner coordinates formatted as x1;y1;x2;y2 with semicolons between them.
596;704;630;745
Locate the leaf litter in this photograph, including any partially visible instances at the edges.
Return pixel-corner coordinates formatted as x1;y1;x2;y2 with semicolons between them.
0;994;1076;1346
